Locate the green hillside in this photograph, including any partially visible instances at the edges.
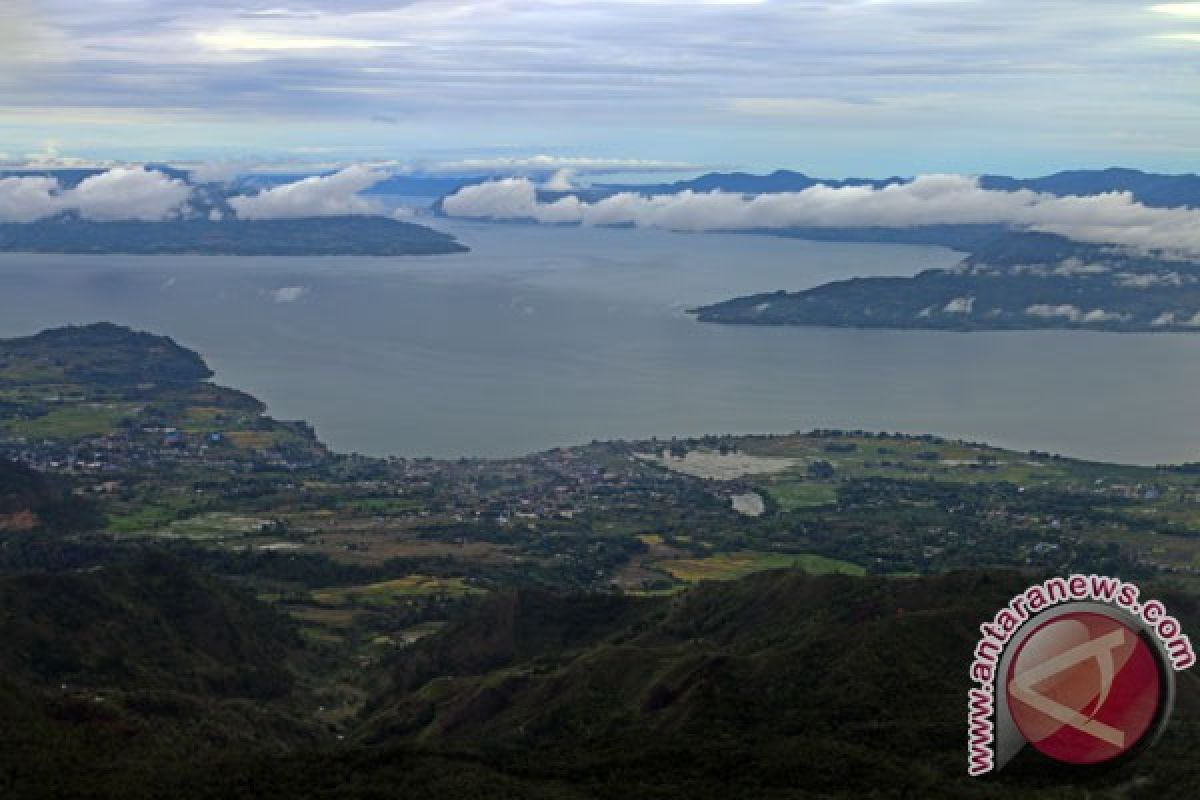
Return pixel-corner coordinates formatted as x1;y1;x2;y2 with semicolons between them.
0;457;100;533
0;553;325;797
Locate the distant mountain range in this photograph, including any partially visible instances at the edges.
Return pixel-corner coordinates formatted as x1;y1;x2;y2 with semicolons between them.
8;165;1199;208
583;167;1200;208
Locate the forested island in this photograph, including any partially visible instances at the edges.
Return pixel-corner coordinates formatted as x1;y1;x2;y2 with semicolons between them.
0;215;467;256
693;232;1200;332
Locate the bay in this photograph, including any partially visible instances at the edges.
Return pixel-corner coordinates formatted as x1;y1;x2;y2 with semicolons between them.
0;219;1197;464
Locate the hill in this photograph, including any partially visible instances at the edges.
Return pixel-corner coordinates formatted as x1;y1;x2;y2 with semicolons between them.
0;457;100;533
593;167;1200;209
0;553;324;797
348;569;1200;797
0;215;467;256
0;322;213;388
0;323;327;463
692;233;1200;333
86;568;1200;799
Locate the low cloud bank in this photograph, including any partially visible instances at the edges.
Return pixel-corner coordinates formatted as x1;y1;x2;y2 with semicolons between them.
227;165;386;219
1025;304;1130;323
0;165;389;223
427;155;698;175
441;175;1200;255
0;167;191;222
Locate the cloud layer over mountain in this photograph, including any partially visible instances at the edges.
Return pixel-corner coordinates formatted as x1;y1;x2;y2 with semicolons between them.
7;163;1200;258
441;175;1200;255
0;167;191;222
0;165;386;223
227;165;385;219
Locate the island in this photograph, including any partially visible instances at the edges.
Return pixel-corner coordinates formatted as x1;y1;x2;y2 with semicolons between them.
0;215;467;256
692;232;1200;332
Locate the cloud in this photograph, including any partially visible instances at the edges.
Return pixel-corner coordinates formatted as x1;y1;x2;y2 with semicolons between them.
942;296;975;314
69;168;193;221
227;165;386;219
195;29;406;52
0;176;64;222
1;0;1196;175
1052;259;1110;276
1152;311;1200;327
0;163;394;223
1025;305;1130;324
187;162;244;185
0;167;191;222
726;95;953;120
441;175;1200;255
18;141;105;169
0;0;44;68
543;168;578;191
267;286;310;303
1150;3;1200;17
1115;271;1185;288
427;155;699;175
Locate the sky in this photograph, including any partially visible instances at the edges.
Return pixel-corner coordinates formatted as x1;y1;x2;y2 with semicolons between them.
0;1;1198;177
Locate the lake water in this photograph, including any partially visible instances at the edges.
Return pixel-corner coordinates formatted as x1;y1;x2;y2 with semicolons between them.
0;219;1198;465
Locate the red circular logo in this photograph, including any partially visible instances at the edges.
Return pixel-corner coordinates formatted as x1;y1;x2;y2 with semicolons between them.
1006;611;1162;765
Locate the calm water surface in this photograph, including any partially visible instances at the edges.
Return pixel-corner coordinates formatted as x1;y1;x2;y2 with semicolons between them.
0;219;1197;464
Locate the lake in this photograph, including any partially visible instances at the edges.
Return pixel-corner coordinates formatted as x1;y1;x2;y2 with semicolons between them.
1;219;1198;465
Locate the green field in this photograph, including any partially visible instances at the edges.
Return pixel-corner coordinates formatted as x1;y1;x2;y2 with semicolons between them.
312;576;485;607
765;482;838;510
4;403;136;440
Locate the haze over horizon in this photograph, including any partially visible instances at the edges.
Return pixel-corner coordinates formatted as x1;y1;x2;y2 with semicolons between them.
2;0;1200;177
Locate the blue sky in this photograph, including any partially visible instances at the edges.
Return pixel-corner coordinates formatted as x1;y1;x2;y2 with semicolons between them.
2;0;1199;177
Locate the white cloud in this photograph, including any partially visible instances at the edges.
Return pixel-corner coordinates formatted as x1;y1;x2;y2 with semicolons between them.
443;177;540;219
428;155;699;175
0;163;395;223
69;168;193;221
1052;258;1110;276
187;162;244;185
727;94;955;120
442;175;1200;255
228;165;386;219
0;175;64;222
1151;310;1200;327
1150;3;1200;17
543;168;578;191
18;141;106;169
3;0;1198;171
267;286;310;303
942;296;975;314
0;167;190;222
0;0;47;68
196;29;406;52
1025;305;1130;324
1115;272;1184;288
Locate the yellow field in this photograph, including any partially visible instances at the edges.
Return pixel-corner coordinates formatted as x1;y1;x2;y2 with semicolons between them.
656;551;864;582
312;575;484;607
